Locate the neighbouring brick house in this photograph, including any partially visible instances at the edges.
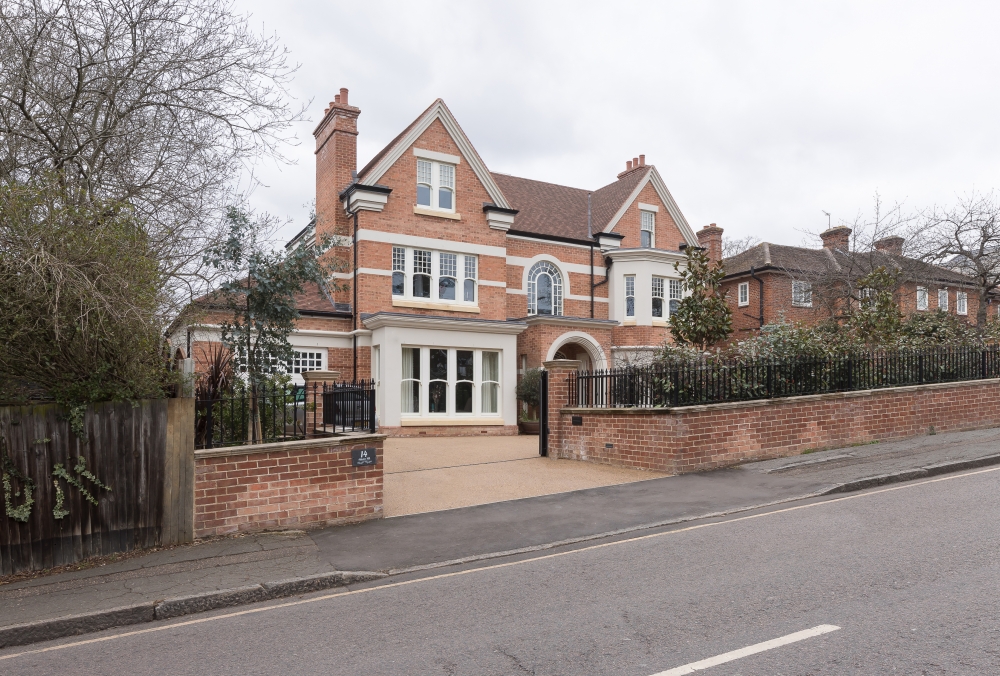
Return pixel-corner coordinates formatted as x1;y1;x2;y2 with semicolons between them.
718;225;996;336
170;89;716;436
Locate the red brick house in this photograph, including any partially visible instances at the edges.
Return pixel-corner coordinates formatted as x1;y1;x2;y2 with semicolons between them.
170;89;712;435
719;225;995;336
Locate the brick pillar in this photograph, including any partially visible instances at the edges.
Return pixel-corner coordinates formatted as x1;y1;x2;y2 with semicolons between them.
303;370;342;436
541;360;581;460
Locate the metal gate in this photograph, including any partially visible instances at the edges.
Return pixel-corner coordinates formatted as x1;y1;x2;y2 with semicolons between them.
538;369;549;456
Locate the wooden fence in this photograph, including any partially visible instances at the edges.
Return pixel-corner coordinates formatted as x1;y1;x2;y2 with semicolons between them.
0;399;194;575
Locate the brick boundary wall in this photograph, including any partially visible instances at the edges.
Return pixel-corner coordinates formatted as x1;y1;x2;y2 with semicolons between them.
543;361;1000;475
194;434;383;538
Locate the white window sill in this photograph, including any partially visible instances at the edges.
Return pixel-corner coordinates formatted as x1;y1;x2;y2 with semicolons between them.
651;319;668;327
622;319;637;326
791;304;812;308
738;302;749;308
392;298;480;313
400;417;504;426
414;206;461;221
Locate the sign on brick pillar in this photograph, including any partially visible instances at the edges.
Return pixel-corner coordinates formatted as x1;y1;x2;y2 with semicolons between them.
302;370;342;436
541;360;581;460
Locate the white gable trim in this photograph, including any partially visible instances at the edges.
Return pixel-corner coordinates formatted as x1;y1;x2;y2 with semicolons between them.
360;100;511;209
602;168;699;247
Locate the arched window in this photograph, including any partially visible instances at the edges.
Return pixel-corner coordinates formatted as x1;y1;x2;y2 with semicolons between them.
527;261;563;316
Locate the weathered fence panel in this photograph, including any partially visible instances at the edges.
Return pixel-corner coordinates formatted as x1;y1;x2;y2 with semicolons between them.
0;399;194;575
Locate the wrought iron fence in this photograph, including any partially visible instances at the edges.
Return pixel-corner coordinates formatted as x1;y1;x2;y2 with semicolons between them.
195;379;377;449
571;347;1000;409
320;379;376;434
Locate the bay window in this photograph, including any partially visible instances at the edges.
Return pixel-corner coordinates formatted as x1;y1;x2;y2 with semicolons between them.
392;246;405;296
625;275;635;317
413;249;432;298
400;347;501;417
464;256;477;302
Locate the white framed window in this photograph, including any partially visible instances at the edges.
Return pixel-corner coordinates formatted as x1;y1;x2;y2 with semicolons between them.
938;288;949;311
413;249;432;298
625;275;636;317
416;159;456;212
916;286;928;311
401;347;420;413
527;261;563;316
957;291;968;315
390;246;478;306
738;282;749;307
482;352;500;414
640;210;655;248
392;246;405;297
464;256;477;302
669;279;683;315
792;281;812;307
652;277;665;318
439;252;457;301
401;347;501;418
289;350;323;374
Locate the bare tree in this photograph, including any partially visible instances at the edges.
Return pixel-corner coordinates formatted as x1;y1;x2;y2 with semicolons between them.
0;0;305;314
722;234;761;259
909;191;1000;327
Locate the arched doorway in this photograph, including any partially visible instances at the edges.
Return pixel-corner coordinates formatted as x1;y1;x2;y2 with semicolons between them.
546;332;607;372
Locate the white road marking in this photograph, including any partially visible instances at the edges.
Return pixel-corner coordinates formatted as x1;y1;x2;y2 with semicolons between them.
1;464;996;662
651;624;840;675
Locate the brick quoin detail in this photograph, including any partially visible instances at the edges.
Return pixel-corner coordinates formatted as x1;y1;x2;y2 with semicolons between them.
551;379;1000;474
194;437;383;538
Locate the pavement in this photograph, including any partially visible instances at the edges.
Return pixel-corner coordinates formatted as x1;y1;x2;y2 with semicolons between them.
6;441;1000;673
2;425;1000;649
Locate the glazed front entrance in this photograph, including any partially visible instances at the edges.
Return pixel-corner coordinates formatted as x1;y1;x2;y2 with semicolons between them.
381;436;667;517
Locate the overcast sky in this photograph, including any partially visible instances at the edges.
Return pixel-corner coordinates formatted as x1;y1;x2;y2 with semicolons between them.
234;0;1000;248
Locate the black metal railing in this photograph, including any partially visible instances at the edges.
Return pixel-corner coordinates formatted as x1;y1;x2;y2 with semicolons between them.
572;347;1000;409
196;379;377;449
319;379;376;434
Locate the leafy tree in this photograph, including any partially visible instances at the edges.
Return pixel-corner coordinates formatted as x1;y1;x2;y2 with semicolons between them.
0;178;171;413
669;247;733;350
844;266;904;347
203;208;340;441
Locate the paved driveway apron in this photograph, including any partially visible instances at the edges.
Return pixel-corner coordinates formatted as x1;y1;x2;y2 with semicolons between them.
382;436;667;516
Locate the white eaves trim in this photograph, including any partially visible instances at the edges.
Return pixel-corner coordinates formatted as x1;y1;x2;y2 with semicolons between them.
361;100;511;209
362;313;527;335
603;167;699;247
638;202;659;212
413;147;461;164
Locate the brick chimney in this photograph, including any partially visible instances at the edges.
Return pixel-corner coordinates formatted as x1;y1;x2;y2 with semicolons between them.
874;236;904;256
314;87;360;240
617;154;648;179
820;226;852;251
697;223;724;265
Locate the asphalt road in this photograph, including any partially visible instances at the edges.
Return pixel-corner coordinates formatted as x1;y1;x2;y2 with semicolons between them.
5;466;1000;675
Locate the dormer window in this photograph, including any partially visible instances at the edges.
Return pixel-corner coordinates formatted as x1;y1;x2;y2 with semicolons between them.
416;158;456;211
641;210;655;248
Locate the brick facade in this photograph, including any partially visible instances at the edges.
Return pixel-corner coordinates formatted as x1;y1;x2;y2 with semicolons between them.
194;435;383;538
548;378;1000;474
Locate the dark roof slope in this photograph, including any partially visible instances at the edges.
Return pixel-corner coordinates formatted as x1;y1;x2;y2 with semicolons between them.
724;242;979;287
191;281;346;315
491;173;591;239
492;167;650;241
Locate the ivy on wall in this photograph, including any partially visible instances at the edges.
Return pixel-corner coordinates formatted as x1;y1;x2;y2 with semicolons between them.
0;437;111;523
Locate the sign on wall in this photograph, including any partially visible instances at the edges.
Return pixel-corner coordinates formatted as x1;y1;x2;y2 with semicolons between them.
352;447;377;467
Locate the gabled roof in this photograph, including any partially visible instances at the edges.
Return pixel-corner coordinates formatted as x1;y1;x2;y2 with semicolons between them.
492;165;699;246
724;242;981;288
358;99;511;209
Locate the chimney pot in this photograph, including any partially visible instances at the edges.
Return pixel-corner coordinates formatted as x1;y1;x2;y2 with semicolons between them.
639;154;645;166
334;95;340;104
632;157;639;168
626;160;633;170
339;87;349;105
